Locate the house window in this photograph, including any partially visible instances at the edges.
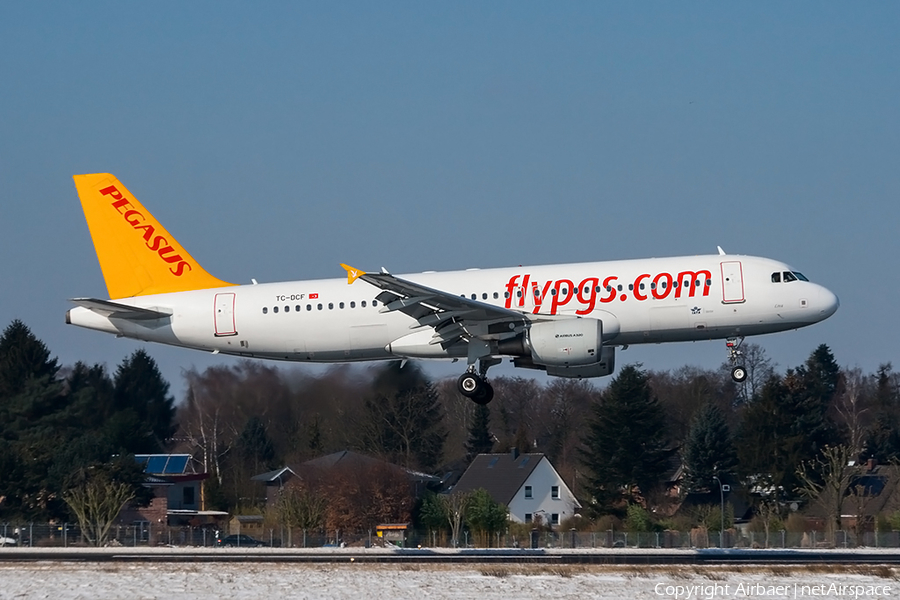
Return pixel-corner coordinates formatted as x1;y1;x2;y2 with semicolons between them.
524;485;532;499
551;485;559;499
183;486;195;506
551;513;559;525
525;513;533;523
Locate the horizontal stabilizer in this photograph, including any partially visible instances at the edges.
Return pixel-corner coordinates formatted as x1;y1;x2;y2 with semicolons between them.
70;298;172;321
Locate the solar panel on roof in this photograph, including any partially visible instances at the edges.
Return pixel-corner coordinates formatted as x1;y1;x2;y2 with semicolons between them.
145;456;168;473
165;455;189;474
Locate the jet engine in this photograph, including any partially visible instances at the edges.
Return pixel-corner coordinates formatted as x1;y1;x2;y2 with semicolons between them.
499;317;615;378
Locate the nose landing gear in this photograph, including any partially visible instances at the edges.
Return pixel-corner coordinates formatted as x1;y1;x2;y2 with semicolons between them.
727;337;747;383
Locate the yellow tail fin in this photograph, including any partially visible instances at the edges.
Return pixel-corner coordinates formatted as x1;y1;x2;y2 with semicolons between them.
73;173;234;299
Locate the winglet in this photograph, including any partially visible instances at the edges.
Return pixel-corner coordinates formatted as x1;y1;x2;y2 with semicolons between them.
717;246;726;256
340;263;365;284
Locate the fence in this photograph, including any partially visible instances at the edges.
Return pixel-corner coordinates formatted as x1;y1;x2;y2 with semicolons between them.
4;522;900;549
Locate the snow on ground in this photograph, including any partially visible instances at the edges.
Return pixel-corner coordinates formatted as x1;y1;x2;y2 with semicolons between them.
0;561;897;600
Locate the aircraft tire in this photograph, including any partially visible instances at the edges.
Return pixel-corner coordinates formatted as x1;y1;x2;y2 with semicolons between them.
731;366;747;383
457;372;482;397
472;383;494;405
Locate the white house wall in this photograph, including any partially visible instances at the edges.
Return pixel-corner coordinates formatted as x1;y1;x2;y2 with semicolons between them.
507;458;579;526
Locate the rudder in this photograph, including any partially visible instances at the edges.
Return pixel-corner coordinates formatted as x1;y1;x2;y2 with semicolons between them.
73;173;234;299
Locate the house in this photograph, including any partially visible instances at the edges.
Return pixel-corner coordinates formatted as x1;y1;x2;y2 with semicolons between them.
452;450;581;528
807;459;900;533
252;450;441;509
120;454;227;536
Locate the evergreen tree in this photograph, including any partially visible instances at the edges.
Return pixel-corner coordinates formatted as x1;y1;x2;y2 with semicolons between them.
0;319;59;399
112;349;176;453
465;403;493;462
736;345;842;498
681;402;737;493
360;361;446;471
864;364;900;462
236;416;277;473
580;365;674;512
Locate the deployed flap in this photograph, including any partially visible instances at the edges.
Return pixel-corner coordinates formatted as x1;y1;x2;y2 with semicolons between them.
70;298;172;321
342;264;526;346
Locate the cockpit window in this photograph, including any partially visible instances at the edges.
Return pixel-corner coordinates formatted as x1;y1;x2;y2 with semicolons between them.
782;271;798;283
793;271;809;282
771;272;781;283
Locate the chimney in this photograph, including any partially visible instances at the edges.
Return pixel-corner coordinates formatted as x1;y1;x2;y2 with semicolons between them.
510;447;519;460
867;457;876;471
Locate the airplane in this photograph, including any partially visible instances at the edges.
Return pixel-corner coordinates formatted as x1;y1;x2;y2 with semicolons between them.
67;173;840;404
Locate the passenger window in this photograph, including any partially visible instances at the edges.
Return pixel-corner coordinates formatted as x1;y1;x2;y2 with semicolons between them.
362;300;367;308
328;303;334;309
273;306;279;313
295;305;301;312
504;292;510;298
284;306;289;312
317;304;323;310
339;302;344;309
306;305;312;311
373;300;378;307
617;285;623;292
471;294;476;300
551;288;557;296
350;301;356;308
493;292;499;299
482;293;487;300
262;307;268;314
649;282;655;290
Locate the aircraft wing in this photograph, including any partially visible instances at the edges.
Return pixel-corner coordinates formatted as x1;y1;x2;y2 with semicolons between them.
69;298;172;321
341;264;527;347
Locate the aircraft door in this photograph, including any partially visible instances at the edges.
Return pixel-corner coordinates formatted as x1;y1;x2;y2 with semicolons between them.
214;293;238;336
720;261;745;304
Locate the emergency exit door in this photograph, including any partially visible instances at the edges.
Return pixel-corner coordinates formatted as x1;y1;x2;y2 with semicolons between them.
720;261;745;304
214;293;237;336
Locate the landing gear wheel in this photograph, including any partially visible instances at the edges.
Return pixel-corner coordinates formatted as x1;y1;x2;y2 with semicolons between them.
731;366;747;383
458;372;494;404
458;372;483;397
472;383;494;405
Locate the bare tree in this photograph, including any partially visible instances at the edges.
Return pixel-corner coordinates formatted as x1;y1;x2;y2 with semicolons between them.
796;444;861;543
277;484;327;533
832;367;872;457
64;477;134;547
442;491;471;548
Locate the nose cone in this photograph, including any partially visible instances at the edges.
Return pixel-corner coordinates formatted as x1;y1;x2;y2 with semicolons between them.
817;286;840;320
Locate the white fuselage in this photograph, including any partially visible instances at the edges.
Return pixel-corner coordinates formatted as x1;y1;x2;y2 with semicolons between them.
67;254;839;365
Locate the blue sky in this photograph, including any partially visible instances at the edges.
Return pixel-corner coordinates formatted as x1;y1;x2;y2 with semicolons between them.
1;3;897;396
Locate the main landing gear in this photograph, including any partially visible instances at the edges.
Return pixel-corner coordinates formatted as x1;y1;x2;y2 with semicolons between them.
458;358;499;405
727;337;747;383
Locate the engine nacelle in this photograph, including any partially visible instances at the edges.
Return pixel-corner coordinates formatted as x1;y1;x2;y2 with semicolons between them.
545;345;615;378
526;318;602;367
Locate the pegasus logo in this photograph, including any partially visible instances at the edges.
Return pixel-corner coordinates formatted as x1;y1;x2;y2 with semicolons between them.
99;185;192;277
